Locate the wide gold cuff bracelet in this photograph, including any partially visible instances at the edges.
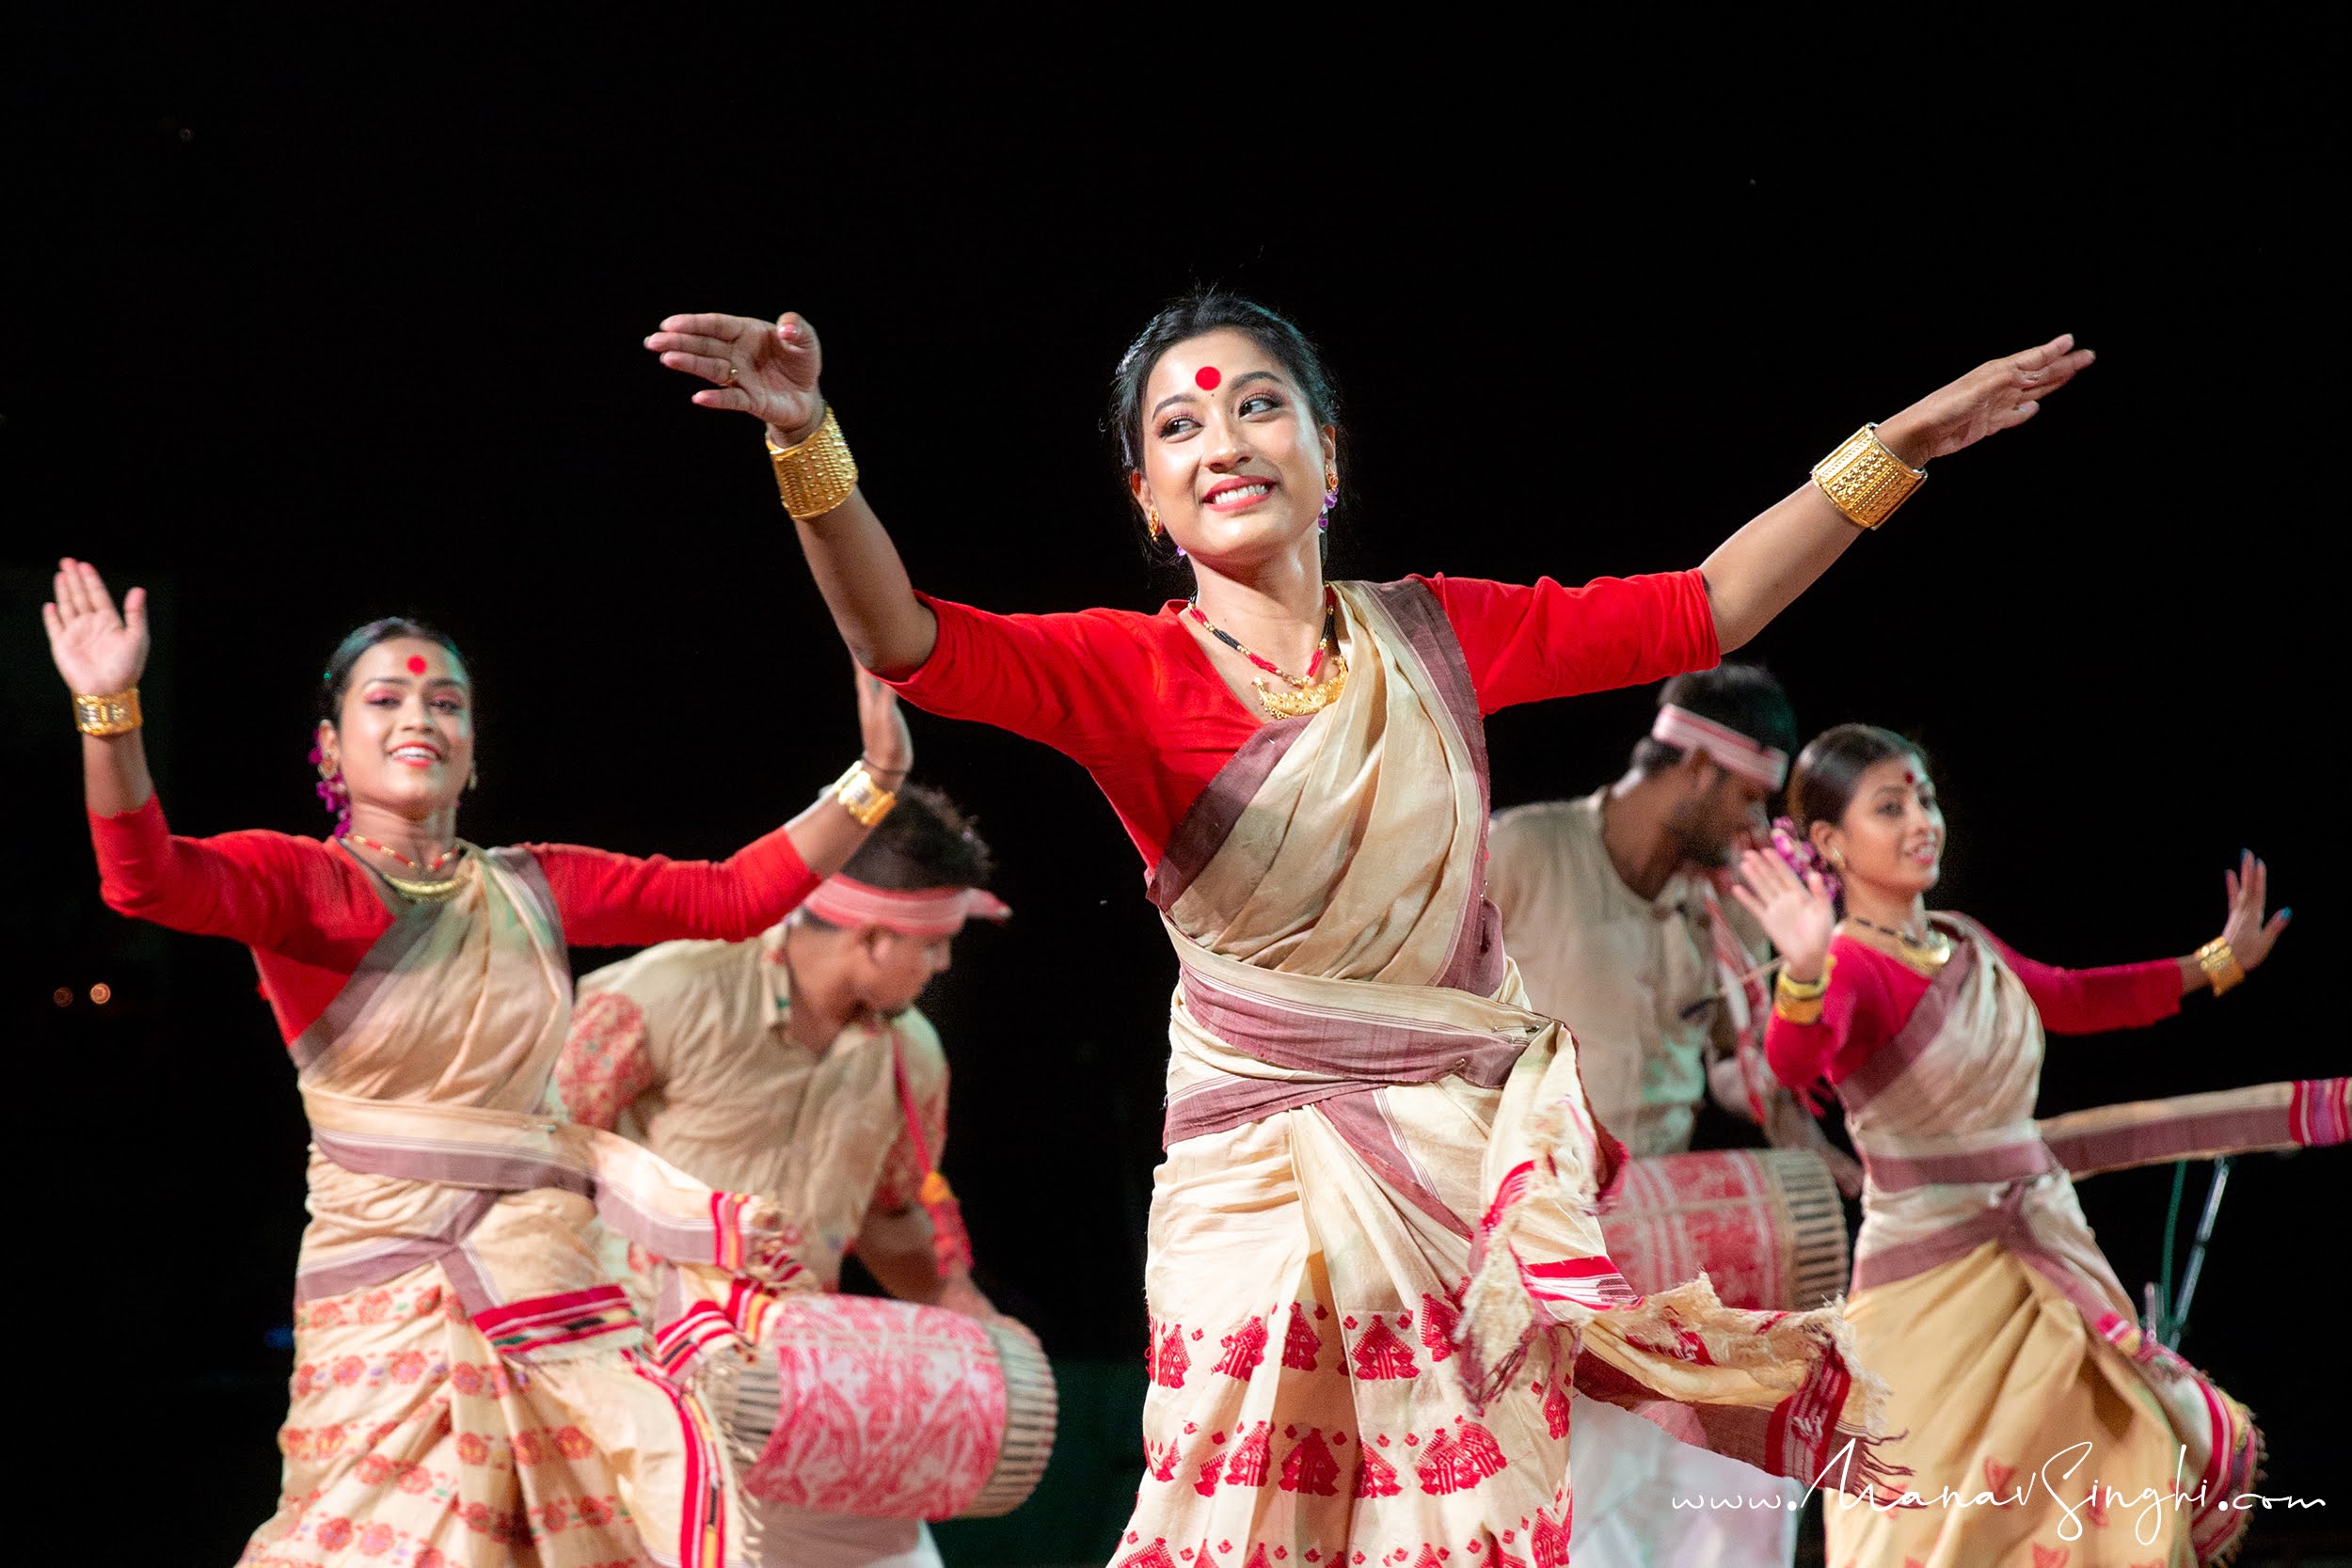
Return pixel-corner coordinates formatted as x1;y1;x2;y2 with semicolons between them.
1772;958;1831;1024
73;688;143;736
832;758;898;828
1812;423;1927;530
766;406;859;522
2196;937;2246;997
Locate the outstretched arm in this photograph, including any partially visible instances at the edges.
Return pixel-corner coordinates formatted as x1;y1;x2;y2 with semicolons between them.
44;558;153;816
1702;335;2095;650
645;312;937;675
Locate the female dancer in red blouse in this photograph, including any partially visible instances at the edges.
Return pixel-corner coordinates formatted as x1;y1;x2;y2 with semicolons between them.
45;560;912;1568
643;293;2091;1564
1732;723;2325;1567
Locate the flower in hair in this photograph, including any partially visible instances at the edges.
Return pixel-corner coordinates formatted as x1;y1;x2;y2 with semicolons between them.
1769;816;1838;901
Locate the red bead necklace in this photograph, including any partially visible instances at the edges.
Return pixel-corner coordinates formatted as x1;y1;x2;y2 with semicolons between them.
1184;591;1340;689
345;832;461;875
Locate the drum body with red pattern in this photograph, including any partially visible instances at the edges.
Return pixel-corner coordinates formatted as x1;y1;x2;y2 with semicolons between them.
1598;1148;1850;1310
713;1293;1057;1521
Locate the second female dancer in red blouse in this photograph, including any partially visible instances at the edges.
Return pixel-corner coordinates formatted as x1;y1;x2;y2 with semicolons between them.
644;293;2092;1564
1731;723;2333;1567
46;560;914;1568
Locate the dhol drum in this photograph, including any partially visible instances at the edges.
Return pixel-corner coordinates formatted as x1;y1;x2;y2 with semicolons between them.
1598;1148;1850;1311
710;1293;1057;1521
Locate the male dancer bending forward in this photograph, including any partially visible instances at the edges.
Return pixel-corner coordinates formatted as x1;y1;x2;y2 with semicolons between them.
558;786;1006;1568
1487;666;1857;1568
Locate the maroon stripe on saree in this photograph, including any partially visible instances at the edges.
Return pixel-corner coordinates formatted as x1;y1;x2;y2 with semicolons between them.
1316;1090;1473;1239
309;1128;596;1197
288;899;441;1073
1366;578;1504;998
1837;931;1977;1112
1146;714;1313;911
292;1188;501;1303
2042;1105;2299;1179
1861;1138;2058;1192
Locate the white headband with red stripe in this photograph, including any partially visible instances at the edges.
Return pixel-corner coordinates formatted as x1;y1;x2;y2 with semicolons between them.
1649;704;1788;790
803;876;1012;938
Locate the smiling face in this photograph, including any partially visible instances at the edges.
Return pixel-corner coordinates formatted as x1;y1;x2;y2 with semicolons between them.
1815;753;1945;899
318;637;474;821
1128;327;1336;573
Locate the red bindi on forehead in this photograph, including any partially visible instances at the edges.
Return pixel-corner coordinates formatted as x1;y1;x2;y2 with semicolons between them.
1194;366;1221;391
406;655;428;675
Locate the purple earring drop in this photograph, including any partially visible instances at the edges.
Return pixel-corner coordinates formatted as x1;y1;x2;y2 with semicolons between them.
309;743;352;837
1318;476;1338;532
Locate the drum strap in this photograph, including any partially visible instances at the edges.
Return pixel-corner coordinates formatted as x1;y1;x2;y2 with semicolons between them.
888;1028;974;1274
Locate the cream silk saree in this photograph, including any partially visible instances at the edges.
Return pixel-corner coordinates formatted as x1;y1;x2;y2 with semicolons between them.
246;847;809;1568
1116;580;1894;1568
1822;915;2347;1568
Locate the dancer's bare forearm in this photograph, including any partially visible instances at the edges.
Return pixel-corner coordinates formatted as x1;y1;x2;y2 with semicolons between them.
787;487;938;676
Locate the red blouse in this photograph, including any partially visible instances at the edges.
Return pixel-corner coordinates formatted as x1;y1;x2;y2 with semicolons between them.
886;571;1721;867
88;795;818;1045
1765;926;2184;1090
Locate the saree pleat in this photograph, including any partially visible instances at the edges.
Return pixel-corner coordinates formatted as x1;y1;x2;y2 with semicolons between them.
1116;580;1890;1568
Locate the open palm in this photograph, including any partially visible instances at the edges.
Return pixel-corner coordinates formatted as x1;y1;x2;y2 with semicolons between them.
42;558;148;696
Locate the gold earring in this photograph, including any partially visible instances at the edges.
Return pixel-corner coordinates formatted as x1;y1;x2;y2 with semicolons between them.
468;764;480;791
1145;502;1163;541
1324;466;1337;493
1826;847;1846;870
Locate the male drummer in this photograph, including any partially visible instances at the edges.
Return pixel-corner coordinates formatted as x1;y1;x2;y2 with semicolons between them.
558;784;1005;1568
1488;664;1852;1568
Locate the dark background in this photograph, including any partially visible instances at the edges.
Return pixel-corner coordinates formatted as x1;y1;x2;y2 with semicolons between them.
6;14;2344;1565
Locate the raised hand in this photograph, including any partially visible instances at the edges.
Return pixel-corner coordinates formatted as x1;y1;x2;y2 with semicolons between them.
2217;849;2291;972
1878;334;2098;466
855;664;913;783
1730;847;1838;981
644;311;824;438
42;558;149;697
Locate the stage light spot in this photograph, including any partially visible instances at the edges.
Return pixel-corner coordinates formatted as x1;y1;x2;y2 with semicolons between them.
406;655;428;675
89;983;113;1006
1195;366;1221;390
52;989;71;1008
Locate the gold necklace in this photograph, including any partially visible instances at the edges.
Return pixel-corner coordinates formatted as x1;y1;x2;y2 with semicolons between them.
1185;593;1351;719
1847;915;1953;969
342;837;468;899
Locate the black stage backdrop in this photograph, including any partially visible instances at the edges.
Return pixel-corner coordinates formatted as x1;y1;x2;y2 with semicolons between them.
6;17;2345;1565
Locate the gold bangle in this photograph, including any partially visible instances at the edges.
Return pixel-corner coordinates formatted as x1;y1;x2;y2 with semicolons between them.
2196;937;2246;997
72;688;142;736
1772;956;1833;1023
832;759;898;828
1811;423;1926;530
765;405;859;522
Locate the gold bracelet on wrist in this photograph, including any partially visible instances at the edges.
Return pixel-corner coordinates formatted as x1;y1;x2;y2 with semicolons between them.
1772;958;1832;1024
2196;937;2246;997
1811;423;1927;530
72;688;143;736
765;405;859;522
832;758;898;828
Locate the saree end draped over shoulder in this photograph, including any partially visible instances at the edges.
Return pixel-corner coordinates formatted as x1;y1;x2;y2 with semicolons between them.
1120;579;1898;1567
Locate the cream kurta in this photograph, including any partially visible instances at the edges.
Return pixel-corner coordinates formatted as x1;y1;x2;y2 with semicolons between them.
563;924;944;1292
1487;791;1766;1158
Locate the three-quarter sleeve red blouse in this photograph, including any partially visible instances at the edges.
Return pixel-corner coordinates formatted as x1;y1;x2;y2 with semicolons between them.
88;795;818;1045
882;570;1721;867
1765;926;2185;1091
